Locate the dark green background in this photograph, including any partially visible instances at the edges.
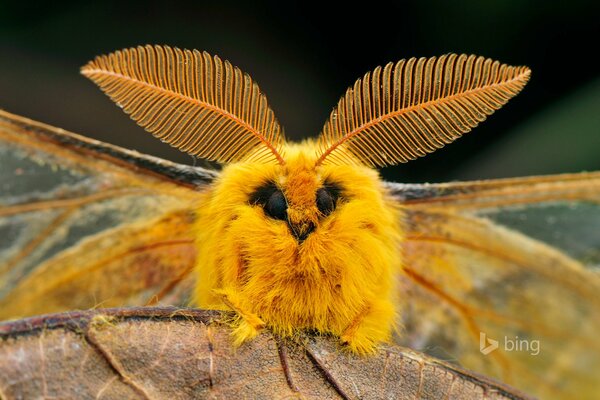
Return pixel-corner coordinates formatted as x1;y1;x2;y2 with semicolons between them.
1;0;598;183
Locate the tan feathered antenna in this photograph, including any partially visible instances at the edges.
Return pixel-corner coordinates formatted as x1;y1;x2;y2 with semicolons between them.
81;45;285;165
315;54;531;167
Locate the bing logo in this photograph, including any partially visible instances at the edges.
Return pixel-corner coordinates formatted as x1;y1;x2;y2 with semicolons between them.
479;332;540;356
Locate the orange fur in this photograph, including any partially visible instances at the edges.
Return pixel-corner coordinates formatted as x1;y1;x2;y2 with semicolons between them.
193;141;402;353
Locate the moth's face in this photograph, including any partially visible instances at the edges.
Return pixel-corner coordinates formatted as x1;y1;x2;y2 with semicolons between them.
194;141;401;320
206;141;396;246
247;145;349;245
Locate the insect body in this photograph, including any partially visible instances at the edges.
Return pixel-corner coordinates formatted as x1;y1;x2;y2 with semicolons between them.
194;141;401;353
79;45;530;353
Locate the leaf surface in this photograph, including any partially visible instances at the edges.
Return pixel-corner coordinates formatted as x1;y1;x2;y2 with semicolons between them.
0;307;532;400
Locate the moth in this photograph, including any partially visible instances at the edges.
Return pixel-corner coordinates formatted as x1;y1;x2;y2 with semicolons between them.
1;45;598;399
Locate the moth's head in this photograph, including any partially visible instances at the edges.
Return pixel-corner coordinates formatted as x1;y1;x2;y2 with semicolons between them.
215;141;388;248
250;144;321;243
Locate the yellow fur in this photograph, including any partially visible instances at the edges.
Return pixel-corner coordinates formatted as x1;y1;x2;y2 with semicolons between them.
193;141;402;354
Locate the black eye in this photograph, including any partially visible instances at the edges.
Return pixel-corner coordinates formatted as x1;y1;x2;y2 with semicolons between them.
265;190;287;220
316;182;342;217
250;183;287;221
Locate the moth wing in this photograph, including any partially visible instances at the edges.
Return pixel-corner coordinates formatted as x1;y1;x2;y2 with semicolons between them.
0;110;215;319
390;173;600;399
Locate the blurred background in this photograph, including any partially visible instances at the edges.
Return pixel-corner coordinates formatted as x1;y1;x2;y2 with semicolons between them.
0;0;598;183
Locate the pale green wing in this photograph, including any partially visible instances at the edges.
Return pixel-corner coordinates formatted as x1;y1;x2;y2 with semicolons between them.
0;109;214;319
390;173;600;400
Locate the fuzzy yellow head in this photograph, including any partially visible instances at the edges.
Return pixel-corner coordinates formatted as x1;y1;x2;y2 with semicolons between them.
194;141;401;353
81;45;530;353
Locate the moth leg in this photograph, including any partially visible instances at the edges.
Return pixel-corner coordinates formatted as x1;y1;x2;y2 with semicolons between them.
214;288;265;345
341;299;395;354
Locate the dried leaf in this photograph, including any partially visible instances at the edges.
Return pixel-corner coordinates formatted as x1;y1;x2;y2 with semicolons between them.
0;307;532;399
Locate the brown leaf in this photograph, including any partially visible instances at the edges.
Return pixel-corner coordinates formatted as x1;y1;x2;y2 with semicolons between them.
0;307;532;399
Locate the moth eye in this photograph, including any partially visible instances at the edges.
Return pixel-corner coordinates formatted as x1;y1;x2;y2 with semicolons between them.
265;190;287;220
316;183;342;217
316;188;334;216
250;183;287;221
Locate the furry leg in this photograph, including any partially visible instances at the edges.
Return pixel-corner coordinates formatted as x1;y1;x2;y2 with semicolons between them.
341;299;395;354
215;288;265;345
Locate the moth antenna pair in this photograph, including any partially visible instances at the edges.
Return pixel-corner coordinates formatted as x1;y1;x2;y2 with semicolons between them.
81;45;531;168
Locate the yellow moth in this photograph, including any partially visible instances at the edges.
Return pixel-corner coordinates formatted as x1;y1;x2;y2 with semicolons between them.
0;45;599;399
83;45;530;353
